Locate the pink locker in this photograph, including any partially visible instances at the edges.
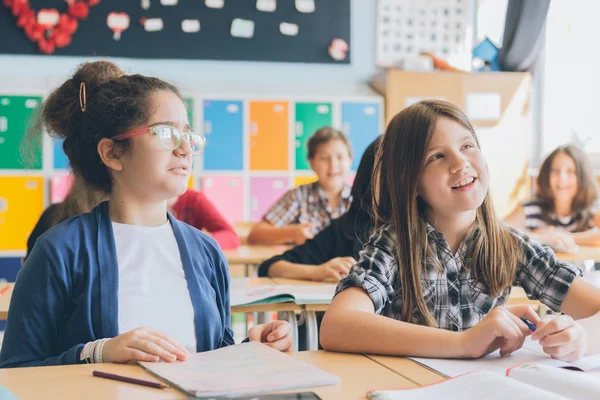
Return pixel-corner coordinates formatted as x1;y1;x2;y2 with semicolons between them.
250;177;290;222
50;174;74;204
200;176;244;224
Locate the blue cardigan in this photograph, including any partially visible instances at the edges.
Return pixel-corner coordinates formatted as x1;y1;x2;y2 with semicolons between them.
0;202;234;368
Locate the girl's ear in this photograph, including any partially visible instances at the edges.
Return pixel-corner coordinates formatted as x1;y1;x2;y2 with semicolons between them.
97;138;125;172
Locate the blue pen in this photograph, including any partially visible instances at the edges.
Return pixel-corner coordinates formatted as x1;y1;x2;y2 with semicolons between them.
520;318;537;332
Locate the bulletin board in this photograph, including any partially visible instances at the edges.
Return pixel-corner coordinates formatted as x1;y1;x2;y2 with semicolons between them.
0;0;351;63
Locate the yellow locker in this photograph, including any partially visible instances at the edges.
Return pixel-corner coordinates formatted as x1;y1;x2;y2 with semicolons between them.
0;176;44;251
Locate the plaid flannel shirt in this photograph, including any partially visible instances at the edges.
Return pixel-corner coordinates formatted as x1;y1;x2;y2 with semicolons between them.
336;223;581;332
264;182;352;236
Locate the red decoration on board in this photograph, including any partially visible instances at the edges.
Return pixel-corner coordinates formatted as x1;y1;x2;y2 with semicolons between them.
3;0;100;54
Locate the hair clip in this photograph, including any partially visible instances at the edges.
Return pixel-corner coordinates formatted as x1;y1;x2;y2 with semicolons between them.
79;81;87;112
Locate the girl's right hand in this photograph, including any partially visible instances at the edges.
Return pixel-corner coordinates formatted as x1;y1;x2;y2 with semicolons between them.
536;231;578;252
460;305;540;358
312;257;356;281
102;327;190;363
293;223;314;245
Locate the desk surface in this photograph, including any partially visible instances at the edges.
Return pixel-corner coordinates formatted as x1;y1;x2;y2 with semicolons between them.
0;282;14;320
0;351;423;400
223;245;289;265
555;246;600;263
365;354;446;386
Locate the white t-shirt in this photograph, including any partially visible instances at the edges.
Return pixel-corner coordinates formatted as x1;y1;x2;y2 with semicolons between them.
112;221;197;353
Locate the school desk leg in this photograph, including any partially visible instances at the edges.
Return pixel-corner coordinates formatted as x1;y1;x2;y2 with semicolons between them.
304;310;319;351
278;311;299;352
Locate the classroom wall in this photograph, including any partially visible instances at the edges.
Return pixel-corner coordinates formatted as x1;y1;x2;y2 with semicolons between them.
0;0;379;85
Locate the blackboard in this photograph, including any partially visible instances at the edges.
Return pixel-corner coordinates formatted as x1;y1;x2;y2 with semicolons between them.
0;0;351;63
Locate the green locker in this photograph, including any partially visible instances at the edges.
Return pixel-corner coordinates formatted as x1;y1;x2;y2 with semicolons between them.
0;95;42;170
295;102;333;171
184;98;194;129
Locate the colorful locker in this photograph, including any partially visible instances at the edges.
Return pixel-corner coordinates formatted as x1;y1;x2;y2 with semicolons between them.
249;101;288;171
250;177;289;221
53;139;69;169
294;175;318;187
50;173;74;204
203;100;244;171
0;176;44;251
341;102;382;170
0;95;42;170
200;176;244;224
294;102;333;170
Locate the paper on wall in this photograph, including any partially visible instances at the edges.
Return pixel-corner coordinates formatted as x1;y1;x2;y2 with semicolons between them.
295;0;315;13
280;22;298;36
205;0;224;9
256;0;276;12
466;92;502;121
231;18;255;39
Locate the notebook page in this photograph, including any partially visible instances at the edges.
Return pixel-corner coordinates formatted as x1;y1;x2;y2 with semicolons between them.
410;338;600;377
367;371;565;400
509;364;600;400
138;342;341;398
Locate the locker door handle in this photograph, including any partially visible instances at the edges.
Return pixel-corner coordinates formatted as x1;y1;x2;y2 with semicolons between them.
0;117;7;132
250;122;258;135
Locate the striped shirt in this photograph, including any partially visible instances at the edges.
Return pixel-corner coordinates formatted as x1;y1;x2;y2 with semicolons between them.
523;199;600;232
263;182;352;237
336;223;581;332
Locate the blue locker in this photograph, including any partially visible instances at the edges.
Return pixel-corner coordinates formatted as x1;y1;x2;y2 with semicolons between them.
202;100;244;171
0;257;20;330
341;102;382;170
53;139;69;169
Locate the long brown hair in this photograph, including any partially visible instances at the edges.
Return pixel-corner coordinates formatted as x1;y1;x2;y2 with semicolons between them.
372;100;520;327
50;174;109;227
535;145;598;231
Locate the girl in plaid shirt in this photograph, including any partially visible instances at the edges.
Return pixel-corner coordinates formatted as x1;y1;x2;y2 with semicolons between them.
321;100;600;362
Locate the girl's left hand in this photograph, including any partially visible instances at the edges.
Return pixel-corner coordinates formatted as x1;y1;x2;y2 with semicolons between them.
531;314;588;362
248;320;293;351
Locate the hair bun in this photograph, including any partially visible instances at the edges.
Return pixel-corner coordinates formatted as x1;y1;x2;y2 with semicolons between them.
43;61;125;140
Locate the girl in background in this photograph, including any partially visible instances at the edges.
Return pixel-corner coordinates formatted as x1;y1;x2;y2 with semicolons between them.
504;145;600;250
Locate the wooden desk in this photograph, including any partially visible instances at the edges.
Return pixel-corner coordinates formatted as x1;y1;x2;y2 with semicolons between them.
0;351;419;400
365;354;446;386
555;246;600;263
223;245;289;275
0;282;14;320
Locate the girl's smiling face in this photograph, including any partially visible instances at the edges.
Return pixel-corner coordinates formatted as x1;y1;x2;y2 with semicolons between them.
417;118;489;218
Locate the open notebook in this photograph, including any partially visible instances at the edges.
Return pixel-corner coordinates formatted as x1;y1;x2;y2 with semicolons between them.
138;342;340;398
230;284;336;306
368;365;600;400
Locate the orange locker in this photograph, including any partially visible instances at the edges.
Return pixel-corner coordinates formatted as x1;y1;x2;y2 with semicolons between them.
249;101;289;171
294;175;318;187
0;176;44;251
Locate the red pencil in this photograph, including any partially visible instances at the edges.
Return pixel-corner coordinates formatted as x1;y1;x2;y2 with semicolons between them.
92;370;169;389
0;285;10;297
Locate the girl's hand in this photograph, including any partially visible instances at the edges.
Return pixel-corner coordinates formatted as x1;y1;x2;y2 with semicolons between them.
460;305;540;358
248;320;293;351
293;223;314;245
313;257;356;281
103;327;190;363
532;315;588;362
537;231;578;252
